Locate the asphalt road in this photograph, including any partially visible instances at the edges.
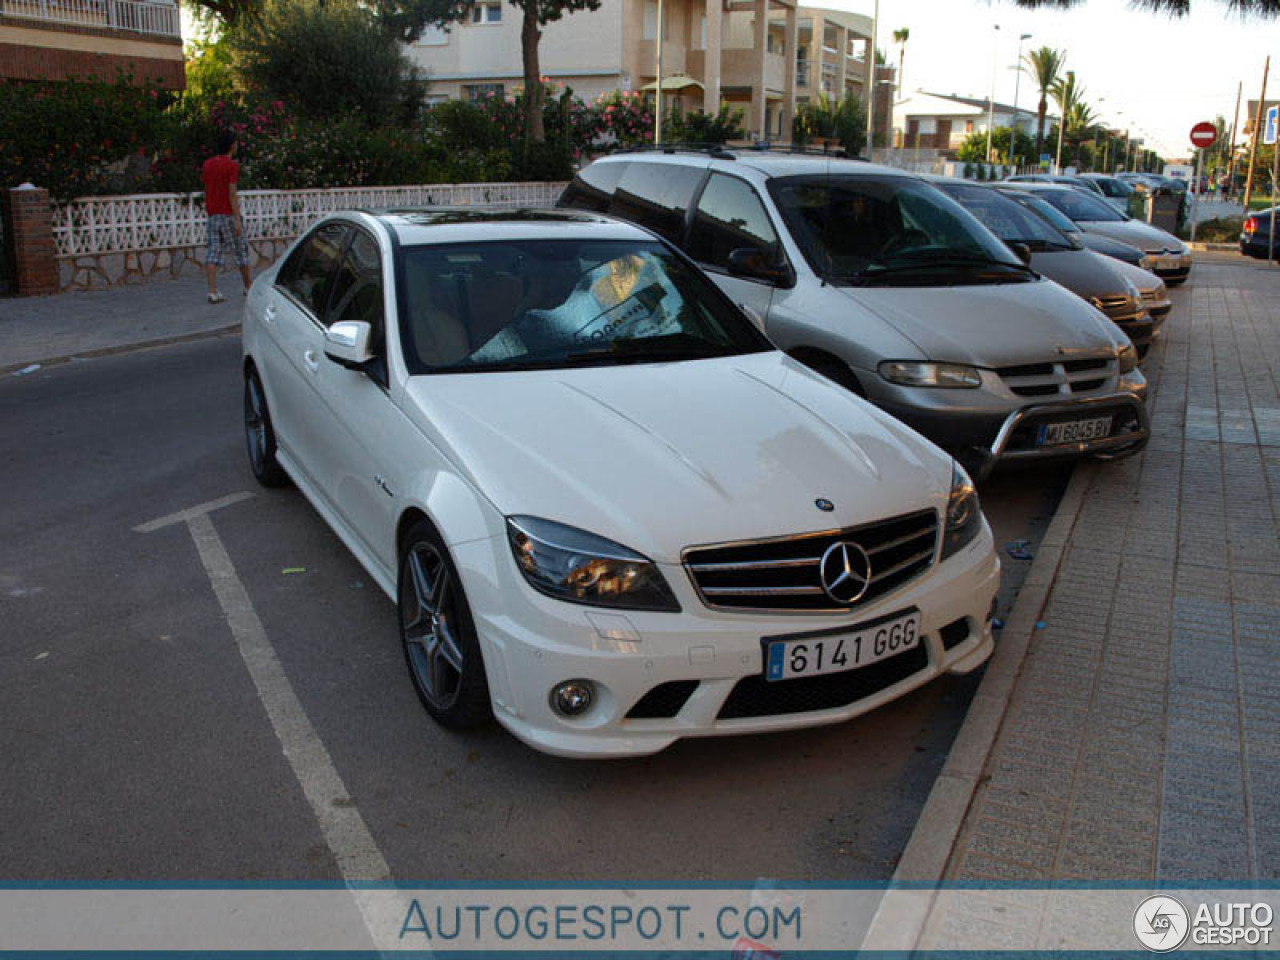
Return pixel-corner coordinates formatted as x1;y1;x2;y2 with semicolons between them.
0;334;1066;883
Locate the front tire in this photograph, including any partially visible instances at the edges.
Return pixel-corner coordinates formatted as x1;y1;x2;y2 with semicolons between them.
398;522;492;730
244;368;289;488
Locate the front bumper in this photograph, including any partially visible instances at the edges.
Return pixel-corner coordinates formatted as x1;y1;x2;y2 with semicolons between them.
453;524;1001;758
858;367;1149;478
1146;251;1191;282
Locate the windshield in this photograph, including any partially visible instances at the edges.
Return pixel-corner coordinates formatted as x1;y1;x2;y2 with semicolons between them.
1002;191;1083;236
1089;177;1133;198
768;175;1028;285
1035;187;1127;222
940;183;1076;251
397;239;771;374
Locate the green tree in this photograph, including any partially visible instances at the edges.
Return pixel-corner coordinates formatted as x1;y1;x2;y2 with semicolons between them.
892;27;909;93
793;93;866;156
229;0;426;127
1022;46;1065;158
957;126;1034;166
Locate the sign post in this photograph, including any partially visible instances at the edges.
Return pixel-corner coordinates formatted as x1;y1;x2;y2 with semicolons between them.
1188;121;1218;243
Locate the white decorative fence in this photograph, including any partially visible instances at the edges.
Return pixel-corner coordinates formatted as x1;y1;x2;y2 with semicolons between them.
51;181;569;290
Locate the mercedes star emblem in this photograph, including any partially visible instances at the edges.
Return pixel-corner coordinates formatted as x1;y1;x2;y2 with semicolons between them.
819;541;873;605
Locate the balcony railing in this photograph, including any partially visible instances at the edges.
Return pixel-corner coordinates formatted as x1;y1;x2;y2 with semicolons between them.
1;0;180;38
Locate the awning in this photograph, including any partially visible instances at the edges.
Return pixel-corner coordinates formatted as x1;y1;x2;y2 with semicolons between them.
639;75;705;92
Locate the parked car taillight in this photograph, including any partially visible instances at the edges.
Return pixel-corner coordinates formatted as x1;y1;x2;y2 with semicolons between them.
1245;216;1258;235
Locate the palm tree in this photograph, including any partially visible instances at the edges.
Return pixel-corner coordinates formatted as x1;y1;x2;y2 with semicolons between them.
1022;46;1065;158
1050;70;1085;168
893;27;909;93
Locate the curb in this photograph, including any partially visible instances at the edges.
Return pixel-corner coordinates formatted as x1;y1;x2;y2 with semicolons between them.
2;324;242;376
1186;241;1239;252
859;461;1096;951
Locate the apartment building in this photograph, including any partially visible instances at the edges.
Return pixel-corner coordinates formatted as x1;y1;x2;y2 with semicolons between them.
409;0;858;142
1;0;184;88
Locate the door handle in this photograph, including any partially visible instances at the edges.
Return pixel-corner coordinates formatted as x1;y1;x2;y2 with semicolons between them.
304;349;320;372
264;305;277;324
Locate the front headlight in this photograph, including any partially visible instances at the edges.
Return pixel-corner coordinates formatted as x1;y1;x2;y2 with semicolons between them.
1138;255;1153;270
879;361;982;388
941;463;982;561
506;516;680;612
1117;342;1138;374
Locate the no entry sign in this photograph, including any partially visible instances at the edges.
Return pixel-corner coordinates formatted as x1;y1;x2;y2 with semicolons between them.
1189;121;1218;149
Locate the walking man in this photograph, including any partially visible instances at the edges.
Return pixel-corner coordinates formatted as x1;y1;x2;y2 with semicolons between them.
202;131;251;304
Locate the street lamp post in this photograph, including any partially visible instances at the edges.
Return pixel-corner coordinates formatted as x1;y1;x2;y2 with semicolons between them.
865;0;879;157
985;24;1000;163
1010;31;1031;167
654;0;664;144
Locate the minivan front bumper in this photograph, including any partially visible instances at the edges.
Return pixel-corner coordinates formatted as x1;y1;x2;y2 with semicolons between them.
860;373;1149;479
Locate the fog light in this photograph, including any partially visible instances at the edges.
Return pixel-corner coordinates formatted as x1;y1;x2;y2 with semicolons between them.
550;680;595;717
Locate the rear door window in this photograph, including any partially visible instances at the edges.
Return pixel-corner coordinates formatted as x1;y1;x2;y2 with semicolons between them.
686;173;781;271
559;161;627;213
609;162;706;244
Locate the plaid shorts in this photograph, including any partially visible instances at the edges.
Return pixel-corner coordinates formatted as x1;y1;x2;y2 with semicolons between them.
206;214;249;267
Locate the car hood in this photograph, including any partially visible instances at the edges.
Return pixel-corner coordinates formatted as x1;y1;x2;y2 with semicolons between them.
831;278;1125;368
1027;248;1133;302
1104;256;1165;297
401;352;950;562
1081;218;1183;254
1078;232;1146;264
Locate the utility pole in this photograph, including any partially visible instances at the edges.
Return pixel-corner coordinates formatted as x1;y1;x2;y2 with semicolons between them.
1054;71;1071;175
654;0;665;144
985;24;1000;163
865;0;879;157
1227;80;1243;198
1245;55;1269;209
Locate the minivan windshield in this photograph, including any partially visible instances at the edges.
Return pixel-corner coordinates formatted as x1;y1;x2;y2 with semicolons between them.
940;183;1077;252
398;239;772;374
1002;190;1084;236
1032;187;1127;222
767;175;1032;286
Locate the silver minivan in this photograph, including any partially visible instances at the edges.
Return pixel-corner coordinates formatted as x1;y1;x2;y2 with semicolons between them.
560;149;1149;476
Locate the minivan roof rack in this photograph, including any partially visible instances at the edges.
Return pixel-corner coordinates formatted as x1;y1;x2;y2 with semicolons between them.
612;141;860;161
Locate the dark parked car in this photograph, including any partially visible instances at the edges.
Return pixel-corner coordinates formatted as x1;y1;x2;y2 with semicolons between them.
1241;208;1279;260
996;188;1172;326
936;178;1163;357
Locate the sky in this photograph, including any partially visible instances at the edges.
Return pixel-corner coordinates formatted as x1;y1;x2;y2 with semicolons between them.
823;0;1275;159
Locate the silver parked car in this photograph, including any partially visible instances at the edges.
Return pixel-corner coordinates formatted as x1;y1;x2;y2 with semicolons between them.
1006;182;1191;285
935;178;1166;358
561;149;1150;477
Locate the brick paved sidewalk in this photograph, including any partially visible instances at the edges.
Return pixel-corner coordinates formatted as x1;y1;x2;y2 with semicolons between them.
939;254;1280;892
0;273;241;373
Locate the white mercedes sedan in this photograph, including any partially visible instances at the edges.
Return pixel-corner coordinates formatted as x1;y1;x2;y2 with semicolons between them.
241;209;1000;758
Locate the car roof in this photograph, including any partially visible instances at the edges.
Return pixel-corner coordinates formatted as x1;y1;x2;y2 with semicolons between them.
355;208;648;246
591;149;922;181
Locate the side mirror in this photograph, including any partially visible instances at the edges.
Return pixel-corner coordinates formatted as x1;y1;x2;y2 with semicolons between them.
726;247;794;287
324;320;375;370
1007;241;1033;265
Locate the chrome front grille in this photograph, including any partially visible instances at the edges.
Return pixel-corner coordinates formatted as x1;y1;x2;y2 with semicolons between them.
683;509;939;612
1090;294;1133;316
997;357;1116;397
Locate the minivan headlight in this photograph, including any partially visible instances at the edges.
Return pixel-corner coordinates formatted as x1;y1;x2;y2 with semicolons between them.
506;516;680;612
941;464;982;561
879;361;982;388
1117;342;1138;374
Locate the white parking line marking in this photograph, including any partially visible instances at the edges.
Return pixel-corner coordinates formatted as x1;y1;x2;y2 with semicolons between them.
140;499;407;950
133;492;255;533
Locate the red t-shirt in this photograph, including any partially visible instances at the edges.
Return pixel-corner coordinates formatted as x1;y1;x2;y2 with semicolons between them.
202;154;239;215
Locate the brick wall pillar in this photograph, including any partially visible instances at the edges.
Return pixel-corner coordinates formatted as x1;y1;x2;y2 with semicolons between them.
2;187;59;296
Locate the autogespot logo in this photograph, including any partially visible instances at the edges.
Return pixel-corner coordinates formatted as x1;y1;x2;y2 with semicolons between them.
1134;895;1190;952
